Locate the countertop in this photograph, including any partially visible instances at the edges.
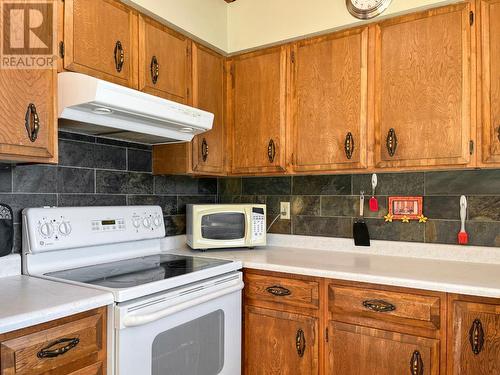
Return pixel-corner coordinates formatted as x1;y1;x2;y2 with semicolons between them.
0;275;113;334
162;234;500;299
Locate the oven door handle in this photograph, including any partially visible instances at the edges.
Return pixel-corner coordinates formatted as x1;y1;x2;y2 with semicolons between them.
122;281;244;328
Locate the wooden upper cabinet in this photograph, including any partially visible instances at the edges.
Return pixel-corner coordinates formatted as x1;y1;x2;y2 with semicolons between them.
373;3;473;168
0;69;57;163
244;305;319;374
138;15;191;103
448;296;500;375
191;44;225;174
479;0;500;165
291;27;369;172
327;321;440;375
230;46;288;174
63;0;138;88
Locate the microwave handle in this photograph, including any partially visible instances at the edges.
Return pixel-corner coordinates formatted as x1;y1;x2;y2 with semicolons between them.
122;282;244;328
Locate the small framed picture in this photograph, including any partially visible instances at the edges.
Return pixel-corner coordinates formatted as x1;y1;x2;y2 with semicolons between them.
388;196;423;220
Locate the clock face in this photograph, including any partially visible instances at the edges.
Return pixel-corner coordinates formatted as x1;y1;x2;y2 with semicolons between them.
346;0;393;19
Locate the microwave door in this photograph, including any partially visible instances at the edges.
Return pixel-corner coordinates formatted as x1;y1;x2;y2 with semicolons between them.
199;210;248;247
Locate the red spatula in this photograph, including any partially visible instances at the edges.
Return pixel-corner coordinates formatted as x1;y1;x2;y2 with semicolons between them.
369;174;378;212
458;195;468;245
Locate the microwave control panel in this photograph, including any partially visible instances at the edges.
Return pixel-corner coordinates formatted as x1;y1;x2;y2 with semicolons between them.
251;207;265;242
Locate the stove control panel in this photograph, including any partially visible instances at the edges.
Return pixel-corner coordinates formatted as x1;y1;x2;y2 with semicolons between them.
23;206;165;254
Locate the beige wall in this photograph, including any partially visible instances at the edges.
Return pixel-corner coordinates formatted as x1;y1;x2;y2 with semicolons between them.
227;0;460;53
124;0;462;54
123;0;228;52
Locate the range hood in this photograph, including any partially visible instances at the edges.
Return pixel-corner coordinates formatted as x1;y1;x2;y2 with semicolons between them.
58;72;214;144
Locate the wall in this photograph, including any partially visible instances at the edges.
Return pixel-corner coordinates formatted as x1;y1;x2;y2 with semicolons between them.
1;131;217;252
123;0;228;52
219;171;500;247
227;0;459;53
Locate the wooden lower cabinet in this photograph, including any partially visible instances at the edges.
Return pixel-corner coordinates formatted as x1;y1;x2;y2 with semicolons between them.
448;294;500;375
244;305;319;374
0;307;107;375
327;321;440;375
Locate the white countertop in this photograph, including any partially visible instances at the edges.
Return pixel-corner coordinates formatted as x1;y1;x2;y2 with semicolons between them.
162;235;500;299
0;276;114;334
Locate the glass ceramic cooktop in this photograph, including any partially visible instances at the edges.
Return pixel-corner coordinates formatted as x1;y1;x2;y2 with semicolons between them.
45;254;231;289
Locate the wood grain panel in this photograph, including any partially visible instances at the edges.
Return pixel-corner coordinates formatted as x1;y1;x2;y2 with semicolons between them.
230;46;288;174
448;295;500;375
479;0;500;164
244;305;319;375
138;15;190;103
69;362;103;375
327;321;440;375
291;26;369;172
64;0;138;88
374;3;473;168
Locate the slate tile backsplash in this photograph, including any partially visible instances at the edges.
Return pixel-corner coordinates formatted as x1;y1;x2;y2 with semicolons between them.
218;172;500;247
0;131;217;252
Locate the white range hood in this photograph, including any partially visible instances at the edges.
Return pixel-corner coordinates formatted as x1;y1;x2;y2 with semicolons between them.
58;72;214;144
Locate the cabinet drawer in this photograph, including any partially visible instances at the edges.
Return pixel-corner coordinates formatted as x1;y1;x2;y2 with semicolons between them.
329;285;441;330
0;311;105;375
244;272;320;310
69;362;104;375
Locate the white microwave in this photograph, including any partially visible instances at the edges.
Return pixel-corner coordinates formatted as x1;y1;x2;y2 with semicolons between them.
186;204;266;250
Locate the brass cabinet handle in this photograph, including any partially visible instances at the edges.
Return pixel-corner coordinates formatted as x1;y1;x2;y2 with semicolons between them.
25;103;40;142
268;139;276;163
386;128;398;157
37;337;80;359
469;319;485;355
114;40;124;72
296;329;306;358
410;350;424;375
497;126;500;143
266;285;291;297
201;138;208;162
150;55;159;84
345;132;354;159
362;299;396;313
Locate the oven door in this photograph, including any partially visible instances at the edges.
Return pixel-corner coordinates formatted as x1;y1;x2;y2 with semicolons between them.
115;272;243;375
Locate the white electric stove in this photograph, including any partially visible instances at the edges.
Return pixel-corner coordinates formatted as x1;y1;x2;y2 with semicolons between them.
22;206;243;375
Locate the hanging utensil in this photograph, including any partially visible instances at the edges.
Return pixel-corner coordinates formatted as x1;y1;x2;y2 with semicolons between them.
353;192;370;246
458;195;468;245
369;174;379;212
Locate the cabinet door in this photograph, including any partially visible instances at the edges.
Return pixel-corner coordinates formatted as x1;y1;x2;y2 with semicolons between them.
63;0;138;88
138;15;191;104
327;321;440;375
244;306;319;375
191;44;225;174
449;299;500;375
479;0;500;164
291;27;369;172
0;69;57;163
230;46;288;174
374;4;472;168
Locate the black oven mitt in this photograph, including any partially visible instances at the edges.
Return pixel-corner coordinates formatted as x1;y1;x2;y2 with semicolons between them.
0;204;13;256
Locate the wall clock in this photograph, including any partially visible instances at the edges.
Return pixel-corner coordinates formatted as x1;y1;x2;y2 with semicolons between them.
346;0;393;20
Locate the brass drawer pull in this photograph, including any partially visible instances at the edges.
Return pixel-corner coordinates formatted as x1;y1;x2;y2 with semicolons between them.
37;337;80;359
386;128;398;157
410;350;423;375
25;103;40;142
266;285;291;297
345;132;354;159
296;329;305;358
469;319;485;355
151;55;159;84
201;138;208;162
114;40;124;72
362;299;396;313
267;139;276;163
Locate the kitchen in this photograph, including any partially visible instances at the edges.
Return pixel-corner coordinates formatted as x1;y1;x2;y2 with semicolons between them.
0;0;499;374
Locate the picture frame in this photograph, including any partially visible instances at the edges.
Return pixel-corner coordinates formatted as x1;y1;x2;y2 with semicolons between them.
388;196;423;220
